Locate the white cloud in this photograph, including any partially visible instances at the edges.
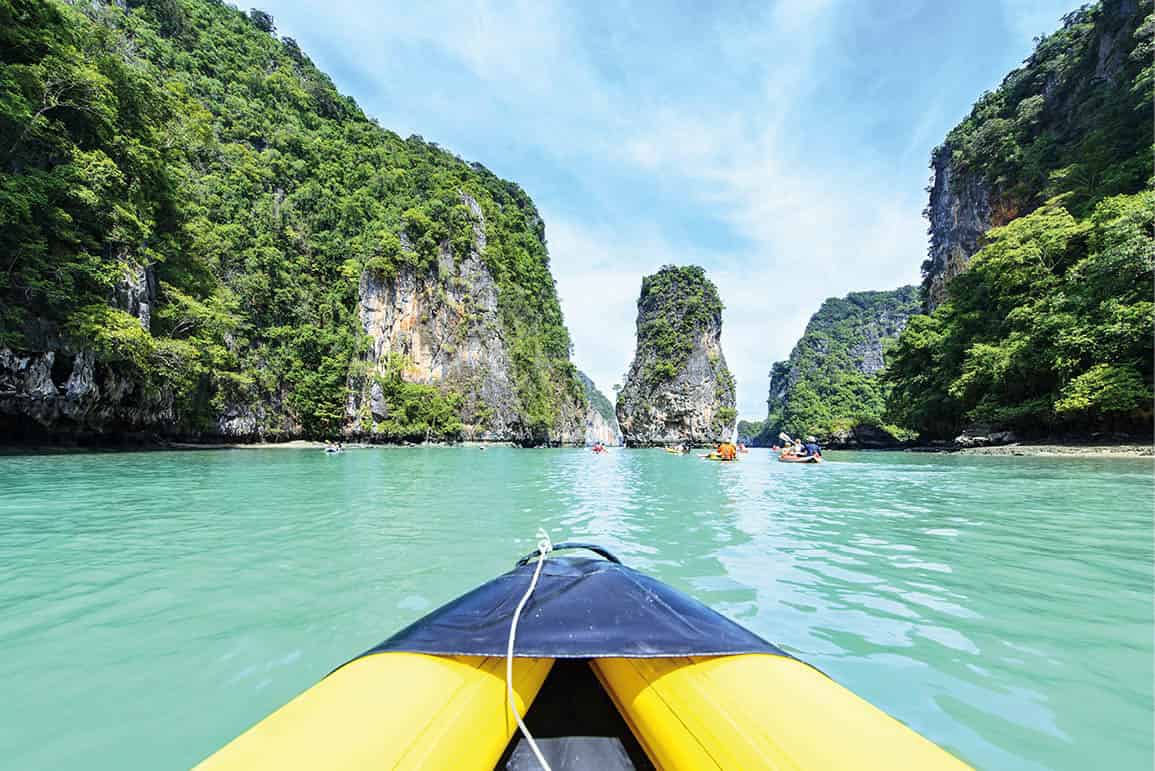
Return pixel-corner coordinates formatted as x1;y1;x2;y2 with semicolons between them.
550;198;924;418
591;0;927;415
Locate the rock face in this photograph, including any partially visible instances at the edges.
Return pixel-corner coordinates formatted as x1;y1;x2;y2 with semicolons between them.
921;0;1145;310
577;371;621;446
343;195;584;445
953;426;1021;448
0;252;175;440
757;287;919;447
922;147;992;310
0;347;176;439
112;256;157;332
616;266;736;446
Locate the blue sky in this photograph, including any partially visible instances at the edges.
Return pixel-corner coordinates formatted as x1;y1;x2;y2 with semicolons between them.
257;0;1076;417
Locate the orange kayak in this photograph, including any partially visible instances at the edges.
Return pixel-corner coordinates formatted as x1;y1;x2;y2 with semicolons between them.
778;453;821;463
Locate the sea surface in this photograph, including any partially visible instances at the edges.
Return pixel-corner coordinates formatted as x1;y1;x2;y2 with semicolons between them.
1;447;1151;769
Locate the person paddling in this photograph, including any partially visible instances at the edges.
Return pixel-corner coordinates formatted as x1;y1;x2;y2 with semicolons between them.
802;436;822;459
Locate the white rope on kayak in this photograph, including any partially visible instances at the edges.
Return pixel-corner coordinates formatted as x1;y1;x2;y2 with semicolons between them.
506;528;554;771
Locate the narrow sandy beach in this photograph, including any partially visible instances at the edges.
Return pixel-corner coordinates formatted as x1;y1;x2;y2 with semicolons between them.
957;443;1153;458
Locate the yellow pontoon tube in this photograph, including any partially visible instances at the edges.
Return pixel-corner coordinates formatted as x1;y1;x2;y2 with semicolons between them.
199;543;969;770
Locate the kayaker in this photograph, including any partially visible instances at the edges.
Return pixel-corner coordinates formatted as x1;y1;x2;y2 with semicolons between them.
802;436;822;458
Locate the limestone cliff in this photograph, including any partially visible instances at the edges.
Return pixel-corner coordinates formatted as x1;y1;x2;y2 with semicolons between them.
757;287;919;447
616;266;736;446
344;195;584;445
889;0;1153;441
577;371;622;446
0;256;174;441
921;0;1149;309
923;148;993;309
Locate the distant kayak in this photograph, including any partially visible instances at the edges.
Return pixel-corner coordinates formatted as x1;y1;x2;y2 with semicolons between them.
664;447;687;455
778;453;820;464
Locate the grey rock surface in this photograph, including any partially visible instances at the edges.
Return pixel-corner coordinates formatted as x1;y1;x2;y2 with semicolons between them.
616;266;736;446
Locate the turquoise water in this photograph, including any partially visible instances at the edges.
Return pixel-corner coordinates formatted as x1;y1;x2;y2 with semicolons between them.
1;447;1151;769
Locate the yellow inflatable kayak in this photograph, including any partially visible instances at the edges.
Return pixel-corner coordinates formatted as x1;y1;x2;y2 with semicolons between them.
199;543;969;770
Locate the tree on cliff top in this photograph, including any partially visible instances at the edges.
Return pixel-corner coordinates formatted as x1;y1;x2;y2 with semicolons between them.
921;0;1152;295
634;265;724;386
616;265;735;446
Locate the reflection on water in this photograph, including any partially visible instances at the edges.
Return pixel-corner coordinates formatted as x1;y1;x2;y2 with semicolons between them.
0;447;1151;769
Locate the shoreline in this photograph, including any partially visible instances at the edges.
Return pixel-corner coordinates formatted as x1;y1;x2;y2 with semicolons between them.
162;439;525;450
0;438;567;453
2;438;1150;458
949;443;1152;458
756;440;1153;458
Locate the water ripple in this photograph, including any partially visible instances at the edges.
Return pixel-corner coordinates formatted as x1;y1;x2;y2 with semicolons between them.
0;447;1151;770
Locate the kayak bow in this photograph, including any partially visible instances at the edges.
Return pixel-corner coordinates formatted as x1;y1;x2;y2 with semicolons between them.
199;544;968;770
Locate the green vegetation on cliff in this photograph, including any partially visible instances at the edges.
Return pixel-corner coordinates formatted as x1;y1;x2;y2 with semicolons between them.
369;354;464;442
616;265;735;446
577;370;615;427
888;192;1153;436
890;0;1153;438
635;265;723;385
933;1;1151;225
758;288;920;444
736;419;763;442
0;0;580;439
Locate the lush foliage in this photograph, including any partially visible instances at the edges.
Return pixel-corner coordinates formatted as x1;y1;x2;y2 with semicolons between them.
893;0;1153;438
887;192;1153;436
934;1;1151;221
635;265;724;385
368;354;463;442
757;288;920;444
736;419;763;442
0;0;580;439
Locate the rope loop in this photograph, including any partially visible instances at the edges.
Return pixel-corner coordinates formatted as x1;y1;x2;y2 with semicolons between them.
507;529;553;771
535;528;553;560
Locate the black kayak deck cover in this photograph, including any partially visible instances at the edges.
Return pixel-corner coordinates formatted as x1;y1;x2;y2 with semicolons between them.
357;553;786;659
